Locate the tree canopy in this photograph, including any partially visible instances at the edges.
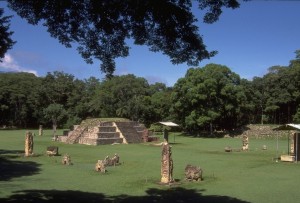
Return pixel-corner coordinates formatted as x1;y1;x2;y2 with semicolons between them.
0;8;15;61
171;64;246;131
3;0;240;77
0;51;300;132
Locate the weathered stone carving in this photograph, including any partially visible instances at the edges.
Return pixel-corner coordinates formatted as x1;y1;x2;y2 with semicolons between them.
112;153;120;165
52;135;58;141
290;133;295;155
161;141;173;184
95;160;106;173
242;135;249;151
95;153;120;173
185;164;203;181
25;131;34;156
62;154;72;165
262;145;267;150
103;153;120;166
224;146;232;152
39;125;43;136
46;146;59;156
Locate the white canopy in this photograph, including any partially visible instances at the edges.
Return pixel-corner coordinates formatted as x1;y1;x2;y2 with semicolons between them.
158;122;179;127
273;123;300;131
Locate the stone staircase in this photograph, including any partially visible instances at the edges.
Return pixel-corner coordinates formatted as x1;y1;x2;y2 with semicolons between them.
115;121;144;143
65;125;88;144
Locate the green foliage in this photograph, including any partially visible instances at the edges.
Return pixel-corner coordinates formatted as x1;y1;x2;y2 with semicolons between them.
90;74;158;124
260;58;300;123
0;50;300;129
171;64;246;131
43;103;67;135
293;105;300;123
5;0;240;76
0;72;41;127
0;8;15;61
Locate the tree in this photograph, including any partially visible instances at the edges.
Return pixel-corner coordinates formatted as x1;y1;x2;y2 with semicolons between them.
66;77;100;127
38;71;76;105
171;64;245;132
293;105;300;124
0;8;15;61
90;74;150;119
148;83;173;123
262;62;300;124
43;103;67;136
5;0;240;77
0;72;41;127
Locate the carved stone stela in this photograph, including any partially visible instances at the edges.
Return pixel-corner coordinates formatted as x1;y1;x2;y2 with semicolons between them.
39;125;43;136
242;135;249;151
161;142;173;184
25;131;34;156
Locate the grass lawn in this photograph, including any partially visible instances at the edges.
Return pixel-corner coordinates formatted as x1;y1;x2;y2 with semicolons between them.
1;129;300;203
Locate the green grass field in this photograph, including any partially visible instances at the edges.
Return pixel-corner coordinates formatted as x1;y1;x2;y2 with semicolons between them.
1;129;300;203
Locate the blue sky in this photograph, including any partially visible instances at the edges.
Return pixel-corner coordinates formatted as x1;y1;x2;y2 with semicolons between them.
0;1;299;86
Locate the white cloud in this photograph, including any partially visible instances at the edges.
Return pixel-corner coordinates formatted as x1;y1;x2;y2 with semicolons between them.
0;54;38;76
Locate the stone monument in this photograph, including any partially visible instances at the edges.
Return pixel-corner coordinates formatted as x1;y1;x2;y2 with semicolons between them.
160;141;173;184
95;160;106;173
185;164;203;181
290;133;295;155
103;153;120;166
62;154;72;165
25;131;34;156
242;135;249;151
39;125;43;136
46;146;59;156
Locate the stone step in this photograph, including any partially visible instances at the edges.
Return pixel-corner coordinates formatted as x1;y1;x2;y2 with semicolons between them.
98;126;116;132
100;122;114;127
78;137;123;145
97;132;120;138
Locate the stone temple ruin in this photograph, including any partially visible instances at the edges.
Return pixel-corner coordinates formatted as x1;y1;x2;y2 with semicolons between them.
59;118;148;145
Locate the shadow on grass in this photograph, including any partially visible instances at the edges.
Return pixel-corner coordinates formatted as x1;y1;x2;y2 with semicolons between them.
0;188;250;203
0;149;41;181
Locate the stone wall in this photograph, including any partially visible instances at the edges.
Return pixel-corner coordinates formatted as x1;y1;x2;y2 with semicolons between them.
229;124;289;139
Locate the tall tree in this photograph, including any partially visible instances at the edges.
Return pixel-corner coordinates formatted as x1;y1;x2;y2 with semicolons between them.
262;63;300;124
148;83;173;123
0;8;15;61
43;103;67;136
171;64;245;132
90;74;150;119
5;0;240;77
38;71;76;105
67;77;100;125
0;72;41;127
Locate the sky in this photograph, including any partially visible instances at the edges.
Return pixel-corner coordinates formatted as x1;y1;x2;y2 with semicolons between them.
0;1;299;87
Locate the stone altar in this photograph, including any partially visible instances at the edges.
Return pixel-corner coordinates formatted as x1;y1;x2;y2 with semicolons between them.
62;154;72;165
185;164;203;181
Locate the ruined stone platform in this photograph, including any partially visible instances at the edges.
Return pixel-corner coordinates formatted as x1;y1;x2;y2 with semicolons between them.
60;118;147;145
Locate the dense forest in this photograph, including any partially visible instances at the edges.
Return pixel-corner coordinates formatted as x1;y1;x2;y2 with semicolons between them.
1;51;300;132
